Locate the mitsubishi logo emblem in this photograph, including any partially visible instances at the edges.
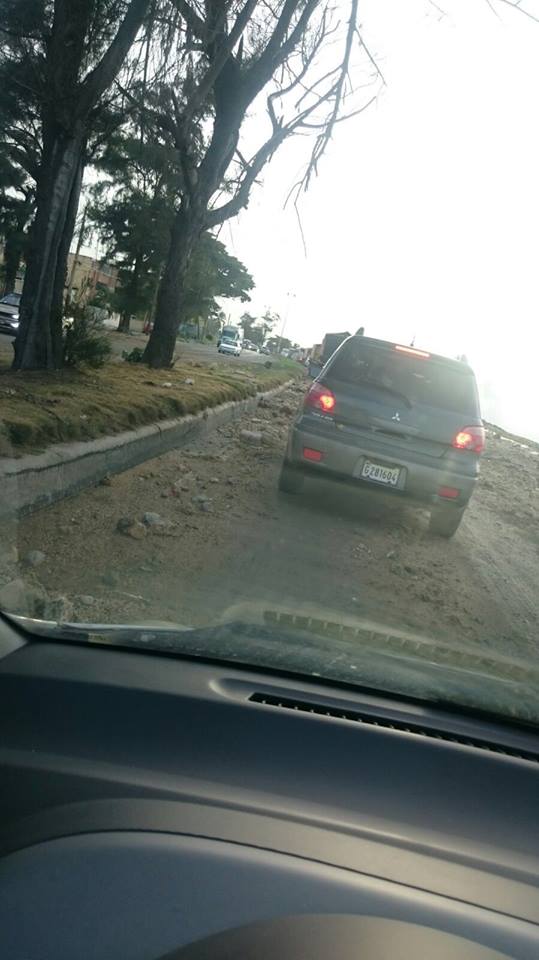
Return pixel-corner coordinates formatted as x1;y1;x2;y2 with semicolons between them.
392;412;401;422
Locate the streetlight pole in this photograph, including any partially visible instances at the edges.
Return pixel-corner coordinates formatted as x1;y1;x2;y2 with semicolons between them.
278;291;295;354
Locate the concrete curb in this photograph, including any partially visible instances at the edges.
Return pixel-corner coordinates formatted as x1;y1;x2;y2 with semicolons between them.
0;379;295;519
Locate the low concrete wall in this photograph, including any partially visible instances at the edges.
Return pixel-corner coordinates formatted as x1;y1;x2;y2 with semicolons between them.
0;380;293;519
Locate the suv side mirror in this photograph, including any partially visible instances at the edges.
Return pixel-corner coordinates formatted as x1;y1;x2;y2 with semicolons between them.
308;359;322;378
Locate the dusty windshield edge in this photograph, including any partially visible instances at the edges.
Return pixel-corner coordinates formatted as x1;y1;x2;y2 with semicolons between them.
5;610;539;731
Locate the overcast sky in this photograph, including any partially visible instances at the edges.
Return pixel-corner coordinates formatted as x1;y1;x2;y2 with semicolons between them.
222;0;539;440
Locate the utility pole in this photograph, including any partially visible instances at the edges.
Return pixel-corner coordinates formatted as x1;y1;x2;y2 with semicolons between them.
278;291;296;354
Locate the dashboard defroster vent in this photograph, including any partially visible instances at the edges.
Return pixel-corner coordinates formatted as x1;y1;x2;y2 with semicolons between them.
248;692;539;764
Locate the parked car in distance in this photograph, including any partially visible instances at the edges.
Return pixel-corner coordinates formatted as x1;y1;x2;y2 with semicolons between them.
279;335;485;537
218;324;243;356
0;292;21;335
218;325;243;357
243;340;259;352
219;337;242;357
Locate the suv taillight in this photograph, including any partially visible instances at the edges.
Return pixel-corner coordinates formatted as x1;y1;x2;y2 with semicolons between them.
305;382;336;414
452;425;485;454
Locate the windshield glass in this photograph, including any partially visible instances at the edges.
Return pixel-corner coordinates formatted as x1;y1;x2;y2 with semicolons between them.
1;0;538;728
330;340;479;415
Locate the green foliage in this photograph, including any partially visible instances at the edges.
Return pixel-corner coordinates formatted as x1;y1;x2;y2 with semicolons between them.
87;283;112;310
63;311;112;369
181;233;254;330
265;334;297;354
88;130;181;321
122;347;145;363
89;124;254;333
239;309;277;347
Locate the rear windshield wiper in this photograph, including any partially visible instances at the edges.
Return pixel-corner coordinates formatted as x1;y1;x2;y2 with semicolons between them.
357;378;413;409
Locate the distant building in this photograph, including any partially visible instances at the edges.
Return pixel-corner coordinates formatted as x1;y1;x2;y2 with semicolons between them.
1;245;118;301
66;252;118;303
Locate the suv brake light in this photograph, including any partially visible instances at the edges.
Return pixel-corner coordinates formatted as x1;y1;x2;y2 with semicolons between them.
394;344;430;359
305;382;336;414
452;425;485;454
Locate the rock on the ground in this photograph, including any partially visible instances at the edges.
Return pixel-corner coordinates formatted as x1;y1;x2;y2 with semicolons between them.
24;550;46;568
77;595;96;606
192;494;211;504
0;578;47;617
142;512;164;526
45;596;74;621
240;429;263;444
0;544;18;580
117;517;147;540
170;477;192;495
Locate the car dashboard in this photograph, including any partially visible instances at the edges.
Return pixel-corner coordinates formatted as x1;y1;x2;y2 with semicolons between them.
0;616;538;959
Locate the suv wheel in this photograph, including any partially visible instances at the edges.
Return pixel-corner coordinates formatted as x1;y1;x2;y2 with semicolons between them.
278;462;304;494
429;504;465;538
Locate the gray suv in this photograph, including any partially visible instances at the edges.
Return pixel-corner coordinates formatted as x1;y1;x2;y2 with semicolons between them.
280;336;485;537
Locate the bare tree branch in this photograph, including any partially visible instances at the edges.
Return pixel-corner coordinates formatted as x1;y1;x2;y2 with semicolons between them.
170;0;207;39
491;0;539;21
301;0;359;191
78;0;151;119
182;0;257;122
246;0;318;87
426;0;447;20
354;24;386;87
143;0;384;367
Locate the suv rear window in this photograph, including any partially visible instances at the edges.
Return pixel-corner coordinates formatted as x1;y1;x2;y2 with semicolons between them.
328;340;479;416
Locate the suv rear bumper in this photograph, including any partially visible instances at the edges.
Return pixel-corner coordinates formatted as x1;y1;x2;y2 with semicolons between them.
287;419;478;507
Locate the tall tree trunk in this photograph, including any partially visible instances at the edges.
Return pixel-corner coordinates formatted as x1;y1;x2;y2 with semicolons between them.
13;122;86;371
148;271;161;323
142;208;204;368
11;0;151;371
52;152;85;364
117;250;143;332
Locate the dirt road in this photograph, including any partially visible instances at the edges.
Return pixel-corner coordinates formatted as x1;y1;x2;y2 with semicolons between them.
12;383;539;657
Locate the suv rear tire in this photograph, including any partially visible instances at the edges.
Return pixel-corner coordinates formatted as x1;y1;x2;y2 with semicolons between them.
278;462;304;494
429;504;465;538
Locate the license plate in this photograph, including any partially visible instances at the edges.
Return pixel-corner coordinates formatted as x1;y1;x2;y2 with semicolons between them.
360;460;401;486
